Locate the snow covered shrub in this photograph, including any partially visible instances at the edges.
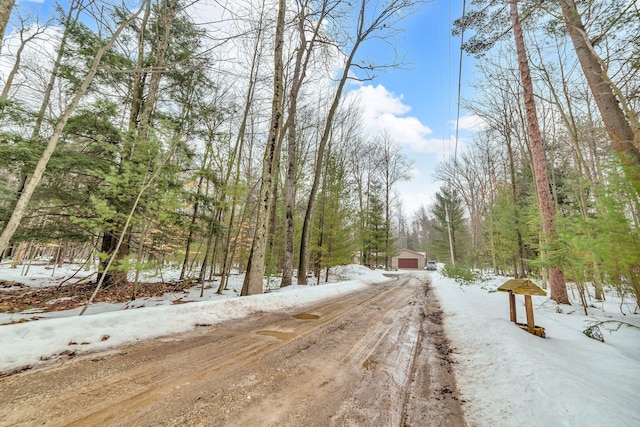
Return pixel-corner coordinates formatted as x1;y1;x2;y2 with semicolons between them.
441;264;484;286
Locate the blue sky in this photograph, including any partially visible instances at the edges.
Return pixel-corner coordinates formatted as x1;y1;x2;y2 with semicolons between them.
349;0;478;216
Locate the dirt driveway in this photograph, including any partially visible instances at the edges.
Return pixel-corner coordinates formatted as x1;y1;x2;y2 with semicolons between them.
0;273;465;426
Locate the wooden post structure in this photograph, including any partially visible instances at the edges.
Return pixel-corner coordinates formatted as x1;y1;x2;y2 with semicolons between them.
497;279;546;337
524;294;535;332
508;291;517;323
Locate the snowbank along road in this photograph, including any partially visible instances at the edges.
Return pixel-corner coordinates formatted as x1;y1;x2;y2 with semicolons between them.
0;273;465;426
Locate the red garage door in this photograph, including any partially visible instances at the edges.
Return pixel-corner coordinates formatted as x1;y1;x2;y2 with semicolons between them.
398;258;419;269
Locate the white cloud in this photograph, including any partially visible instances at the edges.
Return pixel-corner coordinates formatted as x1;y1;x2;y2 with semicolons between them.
344;84;473;216
396;180;441;216
409;165;422;180
452;113;487;132
355;84;411;116
346;84;453;157
0;23;62;109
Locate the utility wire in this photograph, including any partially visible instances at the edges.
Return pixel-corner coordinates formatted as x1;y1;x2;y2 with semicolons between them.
445;0;467;266
453;0;467;169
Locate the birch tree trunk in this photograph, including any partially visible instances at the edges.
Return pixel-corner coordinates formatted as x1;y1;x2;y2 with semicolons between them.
509;0;568;303
241;0;286;296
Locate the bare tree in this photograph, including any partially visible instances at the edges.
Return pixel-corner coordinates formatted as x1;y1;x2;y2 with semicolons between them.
218;5;267;293
435;138;496;268
281;0;336;287
376;131;412;269
297;0;419;284
0;15;49;100
465;54;530;277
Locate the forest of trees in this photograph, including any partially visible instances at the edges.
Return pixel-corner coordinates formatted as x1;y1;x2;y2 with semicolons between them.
0;0;639;307
0;0;415;297
396;0;639;306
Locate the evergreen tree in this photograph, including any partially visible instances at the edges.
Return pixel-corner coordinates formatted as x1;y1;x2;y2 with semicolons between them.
310;154;354;281
91;1;211;286
361;186;386;268
430;187;469;264
486;184;526;275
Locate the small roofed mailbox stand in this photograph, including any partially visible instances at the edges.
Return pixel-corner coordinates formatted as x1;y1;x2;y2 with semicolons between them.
497;279;546;338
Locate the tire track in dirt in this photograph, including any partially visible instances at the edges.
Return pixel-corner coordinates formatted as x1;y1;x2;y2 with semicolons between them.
0;273;465;426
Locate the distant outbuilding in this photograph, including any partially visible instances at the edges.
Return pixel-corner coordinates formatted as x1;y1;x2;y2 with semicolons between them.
391;249;425;270
497;279;546;338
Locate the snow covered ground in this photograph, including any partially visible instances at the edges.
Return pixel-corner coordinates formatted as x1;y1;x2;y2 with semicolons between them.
0;263;385;368
1;263;639;426
432;272;640;427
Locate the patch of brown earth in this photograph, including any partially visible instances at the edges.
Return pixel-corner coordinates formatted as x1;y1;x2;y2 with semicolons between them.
0;280;193;314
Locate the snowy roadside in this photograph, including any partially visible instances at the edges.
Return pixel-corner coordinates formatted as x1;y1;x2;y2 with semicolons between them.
431;272;640;427
0;265;390;374
2;264;639;427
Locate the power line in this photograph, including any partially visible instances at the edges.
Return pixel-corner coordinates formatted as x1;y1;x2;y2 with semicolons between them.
453;0;467;169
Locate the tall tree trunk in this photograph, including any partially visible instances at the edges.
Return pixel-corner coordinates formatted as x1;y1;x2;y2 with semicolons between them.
266;139;283;278
0;0;15;53
509;0;569;303
218;65;259;293
180;154;207;280
281;21;306;287
241;0;286;296
505;132;525;278
199;214;217;284
218;5;267;294
282;1;327;286
557;0;640;194
282;124;297;286
297;37;362;285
